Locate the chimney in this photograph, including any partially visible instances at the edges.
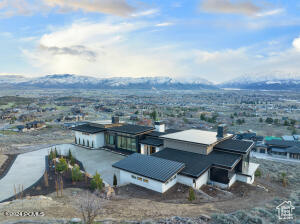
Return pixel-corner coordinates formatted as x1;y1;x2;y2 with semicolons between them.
112;116;119;124
217;124;227;138
155;121;165;132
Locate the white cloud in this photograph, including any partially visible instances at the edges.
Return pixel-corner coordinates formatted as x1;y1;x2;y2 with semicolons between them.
292;36;300;51
200;0;261;16
192;43;300;82
131;8;159;17
200;0;283;18
155;22;173;27
43;0;135;17
0;0;158;17
256;8;284;17
21;19;300;83
22;20;186;78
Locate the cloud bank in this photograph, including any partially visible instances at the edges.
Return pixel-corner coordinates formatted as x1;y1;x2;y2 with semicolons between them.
0;0;149;17
200;0;283;17
22;19;300;83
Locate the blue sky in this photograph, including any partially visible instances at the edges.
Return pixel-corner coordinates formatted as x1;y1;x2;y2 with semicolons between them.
0;0;300;83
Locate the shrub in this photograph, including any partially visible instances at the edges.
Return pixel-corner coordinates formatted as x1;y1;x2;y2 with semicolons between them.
72;165;82;183
54;148;58;156
49;149;54;160
68;149;72;160
255;169;262;178
49;149;57;160
56;157;68;173
188;187;195;202
113;174;117;187
70;156;75;166
90;171;103;191
279;172;288;187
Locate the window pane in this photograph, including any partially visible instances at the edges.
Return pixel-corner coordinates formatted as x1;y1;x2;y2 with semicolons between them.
109;135;114;145
117;136;121;148
121;136;126;149
127;138;131;150
131;138;136;151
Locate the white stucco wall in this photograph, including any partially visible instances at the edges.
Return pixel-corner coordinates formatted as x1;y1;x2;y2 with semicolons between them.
119;170;176;193
177;170;209;189
195;170;209;188
228;174;237;187
75;131;104;149
177;174;193;187
236;173;254;184
140;144;145;154
208;181;229;189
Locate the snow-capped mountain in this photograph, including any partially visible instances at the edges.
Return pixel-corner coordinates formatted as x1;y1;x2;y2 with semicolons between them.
220;73;300;91
0;74;217;90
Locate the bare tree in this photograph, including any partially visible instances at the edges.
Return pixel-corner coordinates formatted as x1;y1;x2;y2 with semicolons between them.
74;191;103;224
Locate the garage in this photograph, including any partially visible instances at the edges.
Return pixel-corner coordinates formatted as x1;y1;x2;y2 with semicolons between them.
112;153;184;193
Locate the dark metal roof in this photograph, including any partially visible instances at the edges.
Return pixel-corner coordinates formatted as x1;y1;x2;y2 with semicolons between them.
152;148;241;178
70;123;105;134
112;153;185;182
108;124;154;135
265;139;300;148
139;137;163;146
214;139;254;154
271;147;287;153
147;129;181;137
286;146;300;154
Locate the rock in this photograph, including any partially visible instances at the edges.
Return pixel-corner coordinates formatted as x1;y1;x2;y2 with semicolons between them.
70;217;82;223
106;186;115;199
198;214;211;222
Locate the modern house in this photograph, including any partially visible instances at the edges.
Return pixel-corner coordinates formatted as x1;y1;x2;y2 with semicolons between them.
264;139;300;160
71;119;259;193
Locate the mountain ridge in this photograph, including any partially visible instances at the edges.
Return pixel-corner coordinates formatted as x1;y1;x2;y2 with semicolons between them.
0;74;217;90
1;73;299;90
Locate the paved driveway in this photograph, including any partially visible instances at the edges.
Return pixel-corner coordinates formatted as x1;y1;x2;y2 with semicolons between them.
66;145;124;185
0;144;124;202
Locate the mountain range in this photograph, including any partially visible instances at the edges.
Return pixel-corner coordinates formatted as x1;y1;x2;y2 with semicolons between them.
219;73;300;91
0;74;299;91
0;74;217;90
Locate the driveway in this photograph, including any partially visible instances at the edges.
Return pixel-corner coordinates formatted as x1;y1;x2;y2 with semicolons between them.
0;144;124;202
65;145;124;185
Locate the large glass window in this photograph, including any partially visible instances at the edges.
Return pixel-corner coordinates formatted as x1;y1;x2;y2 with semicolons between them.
105;133;115;145
109;135;114;145
116;135;137;152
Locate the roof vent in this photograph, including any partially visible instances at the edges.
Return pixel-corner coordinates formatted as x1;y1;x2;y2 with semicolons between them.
112;116;119;124
217;124;227;138
155;121;165;133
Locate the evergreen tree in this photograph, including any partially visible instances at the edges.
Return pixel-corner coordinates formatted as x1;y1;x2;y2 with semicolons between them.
188;187;196;202
90;171;103;191
113;174;117;187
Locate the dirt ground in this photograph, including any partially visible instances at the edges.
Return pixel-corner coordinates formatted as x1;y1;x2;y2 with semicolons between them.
0;158;298;223
0;154;7;168
0;127;73;154
0;176;291;223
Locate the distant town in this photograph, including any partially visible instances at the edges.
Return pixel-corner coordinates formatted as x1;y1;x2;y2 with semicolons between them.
0;87;299;223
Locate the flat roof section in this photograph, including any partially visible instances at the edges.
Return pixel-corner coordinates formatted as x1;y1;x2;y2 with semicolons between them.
112;153;185;183
214;139;254;154
70;123;106;134
139;137;163;146
161;129;233;145
108;124;154;135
